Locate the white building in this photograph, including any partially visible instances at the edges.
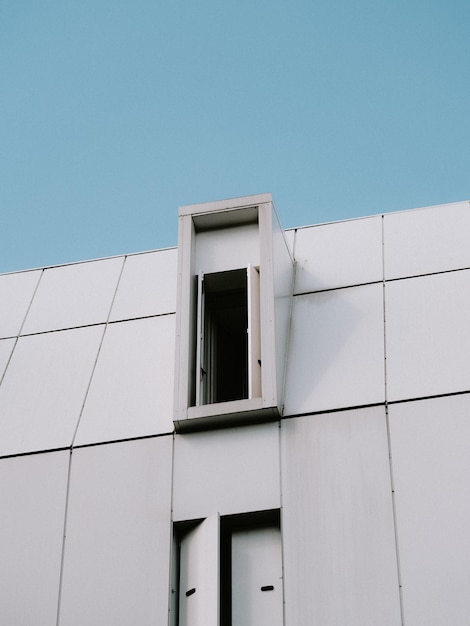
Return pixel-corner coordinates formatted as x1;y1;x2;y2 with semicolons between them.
1;194;470;625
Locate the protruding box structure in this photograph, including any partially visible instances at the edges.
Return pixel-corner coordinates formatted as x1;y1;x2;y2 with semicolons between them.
173;194;294;431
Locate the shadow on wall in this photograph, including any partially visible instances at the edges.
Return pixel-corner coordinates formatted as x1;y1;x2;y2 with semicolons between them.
284;277;384;415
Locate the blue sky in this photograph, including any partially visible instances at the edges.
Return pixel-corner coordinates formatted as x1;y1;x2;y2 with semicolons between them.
1;0;469;273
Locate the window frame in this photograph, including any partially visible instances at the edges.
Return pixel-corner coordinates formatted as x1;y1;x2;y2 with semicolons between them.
173;194;294;431
193;266;260;409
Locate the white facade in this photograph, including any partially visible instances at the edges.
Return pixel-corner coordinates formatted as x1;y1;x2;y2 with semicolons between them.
1;196;470;625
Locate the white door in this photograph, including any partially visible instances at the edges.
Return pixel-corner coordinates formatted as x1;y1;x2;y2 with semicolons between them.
231;526;283;626
179;515;219;626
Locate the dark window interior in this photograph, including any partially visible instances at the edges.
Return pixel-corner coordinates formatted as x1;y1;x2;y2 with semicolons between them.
202;269;248;404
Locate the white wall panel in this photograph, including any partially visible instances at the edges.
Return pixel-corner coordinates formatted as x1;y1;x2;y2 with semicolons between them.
386;270;470;401
74;315;175;445
173;423;280;521
58;437;173;626
195;224;260;274
0;269;41;338
0;325;103;455
21;258;123;334
232;526;283;626
281;408;401;626
178;514;220;626
284;284;385;415
0;338;15;381
109;248;177;321
0;450;69;626
389;395;470;625
384;201;470;279
294;216;383;293
272;217;295;410
283;228;295;255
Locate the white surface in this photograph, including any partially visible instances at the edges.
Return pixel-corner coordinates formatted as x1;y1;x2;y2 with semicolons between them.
74;315;175;445
179;515;219;626
248;265;261;398
0;450;69;626
58;437;173;626
384;201;470;279
389;395;470;625
195;271;203;407
294;216;383;293
0;325;103;455
109;248;177;321
385;270;470;401
284;283;385;415
281;408;401;626
173;423;280;521
195;224;260;274
173;211;195;422
283;228;295;256
21;257;123;334
0;338;15;381
232;526;283;626
0;269;41;338
175;201;282;421
272;215;295;410
180;192;272;216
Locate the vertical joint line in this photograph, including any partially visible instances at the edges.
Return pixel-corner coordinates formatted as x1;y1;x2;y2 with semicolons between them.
70;256;127;447
1;270;46;387
55;448;73;626
17;269;44;337
280;229;297;415
168;432;176;626
382;214;405;625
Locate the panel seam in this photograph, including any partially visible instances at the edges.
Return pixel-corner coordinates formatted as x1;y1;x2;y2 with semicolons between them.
70;256;127;448
382;213;406;626
55;449;73;626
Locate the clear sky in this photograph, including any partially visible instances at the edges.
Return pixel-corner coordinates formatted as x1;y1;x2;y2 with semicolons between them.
1;0;469;273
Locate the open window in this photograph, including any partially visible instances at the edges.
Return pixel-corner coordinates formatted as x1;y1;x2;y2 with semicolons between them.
171;510;282;626
174;194;294;430
193;266;261;407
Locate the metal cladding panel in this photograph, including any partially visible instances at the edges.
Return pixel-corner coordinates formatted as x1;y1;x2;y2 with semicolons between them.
109;248;177;321
385;270;470;402
74;315;175;446
0;325;103;456
0;338;15;380
281;408;401;626
0;450;69;626
294;216;383;294
0;269;41;338
383;201;470;280
21;257;123;334
194;223;260;274
389;395;470;625
232;527;283;626
284;283;385;415
58;437;173;626
272;213;295;411
178;514;220;626
172;423;280;521
283;228;295;255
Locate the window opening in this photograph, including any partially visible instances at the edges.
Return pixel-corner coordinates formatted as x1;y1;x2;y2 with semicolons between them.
193;266;261;407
